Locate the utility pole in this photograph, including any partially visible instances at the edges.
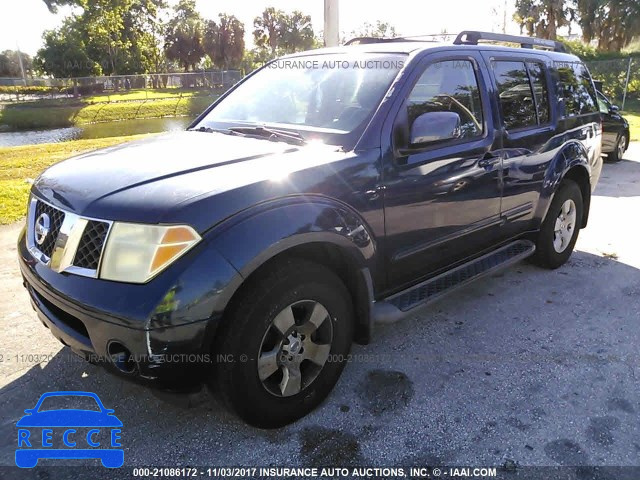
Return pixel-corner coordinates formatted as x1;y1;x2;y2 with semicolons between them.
16;44;27;86
324;0;339;47
503;0;507;34
622;57;632;111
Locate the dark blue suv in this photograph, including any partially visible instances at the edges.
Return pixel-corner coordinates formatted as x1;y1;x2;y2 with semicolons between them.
18;31;602;427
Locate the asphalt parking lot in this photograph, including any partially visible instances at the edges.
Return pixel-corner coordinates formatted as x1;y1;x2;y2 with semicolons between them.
1;144;639;475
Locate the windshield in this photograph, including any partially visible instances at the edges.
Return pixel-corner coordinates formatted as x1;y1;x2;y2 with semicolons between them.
196;54;405;143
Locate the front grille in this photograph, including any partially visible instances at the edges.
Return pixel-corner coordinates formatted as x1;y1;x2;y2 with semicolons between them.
34;201;65;258
73;220;110;270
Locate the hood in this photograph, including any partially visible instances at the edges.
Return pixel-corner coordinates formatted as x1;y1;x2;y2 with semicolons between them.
33;131;348;230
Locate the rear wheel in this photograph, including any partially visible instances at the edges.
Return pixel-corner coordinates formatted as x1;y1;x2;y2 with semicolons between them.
213;258;354;428
608;134;627;162
531;180;583;269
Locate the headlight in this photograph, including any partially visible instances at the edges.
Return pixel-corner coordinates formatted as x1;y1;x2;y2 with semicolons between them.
100;223;201;283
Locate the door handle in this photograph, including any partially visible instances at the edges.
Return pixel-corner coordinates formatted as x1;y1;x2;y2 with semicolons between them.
478;152;501;168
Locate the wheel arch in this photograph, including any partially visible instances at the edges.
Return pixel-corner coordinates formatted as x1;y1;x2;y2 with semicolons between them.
562;164;591;228
210;199;381;346
537;141;592;228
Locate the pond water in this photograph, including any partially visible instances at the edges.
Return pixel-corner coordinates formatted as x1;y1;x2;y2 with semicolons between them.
0;116;196;147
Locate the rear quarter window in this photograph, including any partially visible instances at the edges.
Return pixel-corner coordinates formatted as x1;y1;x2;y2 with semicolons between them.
555;60;598;117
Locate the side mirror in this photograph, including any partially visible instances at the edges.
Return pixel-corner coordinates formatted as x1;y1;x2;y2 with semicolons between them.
610;105;620;113
410;111;462;146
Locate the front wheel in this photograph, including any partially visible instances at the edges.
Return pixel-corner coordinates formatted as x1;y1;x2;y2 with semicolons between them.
213;258;354;428
531;179;583;269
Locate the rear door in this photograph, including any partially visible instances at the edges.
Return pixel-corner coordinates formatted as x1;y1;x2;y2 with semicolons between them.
382;51;503;290
479;52;557;238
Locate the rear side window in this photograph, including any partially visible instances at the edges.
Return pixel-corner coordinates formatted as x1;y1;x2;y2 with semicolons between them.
493;61;538;130
597;91;611;114
527;62;550;124
556;61;597;117
406;59;484;140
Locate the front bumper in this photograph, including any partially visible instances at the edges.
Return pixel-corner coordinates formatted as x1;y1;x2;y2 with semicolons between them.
17;227;236;392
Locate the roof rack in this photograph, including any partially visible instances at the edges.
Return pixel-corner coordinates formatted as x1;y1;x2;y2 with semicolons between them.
344;31;568;53
453;31;567;52
344;36;439;46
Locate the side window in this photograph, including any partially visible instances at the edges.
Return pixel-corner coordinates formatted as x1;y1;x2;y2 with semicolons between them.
597;92;610;114
527;62;550;124
406;59;484;143
556;61;598;116
493;61;537;130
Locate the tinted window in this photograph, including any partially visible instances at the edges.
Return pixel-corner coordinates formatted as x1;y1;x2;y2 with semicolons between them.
493;61;537;130
597;91;610;114
406;60;483;142
556;61;597;116
527;62;550;124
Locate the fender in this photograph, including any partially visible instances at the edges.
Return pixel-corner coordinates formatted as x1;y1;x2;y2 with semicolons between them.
534;139;592;228
207;196;379;343
212;197;376;273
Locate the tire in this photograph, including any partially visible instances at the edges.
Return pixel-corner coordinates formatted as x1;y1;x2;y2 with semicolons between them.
531;179;583;269
608;134;627;162
212;258;354;428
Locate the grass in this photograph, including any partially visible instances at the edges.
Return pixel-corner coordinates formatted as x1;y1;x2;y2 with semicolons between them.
623;112;640;141
0;134;152;224
621;97;640;141
0;91;217;130
8;88;218;108
83;88;215;104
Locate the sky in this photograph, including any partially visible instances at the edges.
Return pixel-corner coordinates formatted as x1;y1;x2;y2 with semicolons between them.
0;0;523;56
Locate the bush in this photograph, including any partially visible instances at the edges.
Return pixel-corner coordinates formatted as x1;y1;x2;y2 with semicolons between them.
0;85;58;95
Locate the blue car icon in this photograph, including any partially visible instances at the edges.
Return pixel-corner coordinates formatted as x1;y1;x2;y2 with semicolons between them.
16;391;123;468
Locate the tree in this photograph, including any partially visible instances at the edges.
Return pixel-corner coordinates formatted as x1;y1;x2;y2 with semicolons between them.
37;0;167;77
253;8;316;58
124;0;167;72
164;0;206;72
0;50;33;78
82;0;133;75
204;14;245;70
41;0;80;13
240;48;273;74
514;0;571;39
574;0;640;52
253;7;282;57
350;21;398;39
35;18;102;77
279;11;315;53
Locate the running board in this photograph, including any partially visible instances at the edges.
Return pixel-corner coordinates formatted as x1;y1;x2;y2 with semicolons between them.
373;240;536;324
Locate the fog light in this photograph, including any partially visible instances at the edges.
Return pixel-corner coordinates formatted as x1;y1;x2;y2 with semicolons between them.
107;342;136;374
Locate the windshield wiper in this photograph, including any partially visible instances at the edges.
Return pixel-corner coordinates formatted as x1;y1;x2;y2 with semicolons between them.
227;126;306;146
188;126;244;136
189;125;306;146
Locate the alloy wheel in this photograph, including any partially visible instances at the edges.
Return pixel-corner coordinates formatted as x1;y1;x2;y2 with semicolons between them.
257;300;333;397
553;199;577;253
618;135;626;160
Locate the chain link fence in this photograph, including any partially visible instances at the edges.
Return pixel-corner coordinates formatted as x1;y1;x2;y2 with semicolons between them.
585;57;639;110
2;60;638;111
0;70;243;102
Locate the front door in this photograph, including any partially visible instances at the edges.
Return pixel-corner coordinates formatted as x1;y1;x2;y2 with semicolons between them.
598;92;622;152
383;53;503;290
